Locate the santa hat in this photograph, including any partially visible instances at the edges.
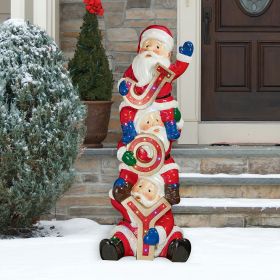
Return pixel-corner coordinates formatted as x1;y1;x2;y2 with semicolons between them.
137;25;174;53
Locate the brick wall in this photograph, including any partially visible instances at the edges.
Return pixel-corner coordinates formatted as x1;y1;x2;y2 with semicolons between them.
60;0;177;144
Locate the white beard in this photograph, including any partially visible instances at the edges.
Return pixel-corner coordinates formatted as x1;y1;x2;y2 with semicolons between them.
131;191;161;208
132;51;171;87
144;125;170;152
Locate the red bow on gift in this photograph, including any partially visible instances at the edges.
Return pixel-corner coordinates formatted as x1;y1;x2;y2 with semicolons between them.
83;0;104;16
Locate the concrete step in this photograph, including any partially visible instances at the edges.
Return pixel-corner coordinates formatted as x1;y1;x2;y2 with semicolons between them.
64;198;280;228
81;146;280;175
180;174;280;199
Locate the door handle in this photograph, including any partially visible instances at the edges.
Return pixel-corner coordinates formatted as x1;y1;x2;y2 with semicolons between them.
203;7;212;45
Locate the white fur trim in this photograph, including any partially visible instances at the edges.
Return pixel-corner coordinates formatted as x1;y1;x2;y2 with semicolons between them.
119;100;131;112
176;118;184;130
155;226;183;257
117;146;127;162
109;189;114;200
140;29;174;51
155;226;167;245
159;163;180;174
177;52;192;63
119;163;130;172
111;225;137;255
154;100;179;110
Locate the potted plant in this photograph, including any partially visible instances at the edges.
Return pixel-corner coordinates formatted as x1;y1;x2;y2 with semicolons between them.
68;0;113;148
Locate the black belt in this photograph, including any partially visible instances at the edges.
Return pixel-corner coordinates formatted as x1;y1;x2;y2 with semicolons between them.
165;154;171;160
156;93;171;100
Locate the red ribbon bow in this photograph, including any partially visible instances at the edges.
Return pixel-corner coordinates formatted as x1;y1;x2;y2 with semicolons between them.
83;0;104;16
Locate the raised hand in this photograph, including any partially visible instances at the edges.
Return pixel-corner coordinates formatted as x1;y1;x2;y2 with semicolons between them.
179;41;194;57
119;80;129;96
122;151;136;166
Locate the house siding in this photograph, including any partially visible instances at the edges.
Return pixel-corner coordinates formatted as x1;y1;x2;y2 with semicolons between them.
60;0;177;144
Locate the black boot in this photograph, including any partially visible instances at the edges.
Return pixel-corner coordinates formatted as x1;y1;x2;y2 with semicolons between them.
99;237;125;261
167;238;191;262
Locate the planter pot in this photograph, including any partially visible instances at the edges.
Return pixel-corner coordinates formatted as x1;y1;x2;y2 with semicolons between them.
83;101;113;148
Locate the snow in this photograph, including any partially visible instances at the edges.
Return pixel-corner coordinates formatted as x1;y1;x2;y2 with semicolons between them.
3;19;26;27
178;197;280;208
180;172;280;178
0;218;279;280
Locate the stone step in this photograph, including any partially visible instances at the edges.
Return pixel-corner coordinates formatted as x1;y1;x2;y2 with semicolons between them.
65;198;280;228
179;174;280;199
66;174;280;199
80;146;280;175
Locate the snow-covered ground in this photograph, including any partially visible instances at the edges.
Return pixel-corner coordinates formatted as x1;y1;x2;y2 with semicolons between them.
0;218;279;280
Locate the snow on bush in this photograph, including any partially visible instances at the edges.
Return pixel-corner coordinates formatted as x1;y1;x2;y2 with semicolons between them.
0;19;86;232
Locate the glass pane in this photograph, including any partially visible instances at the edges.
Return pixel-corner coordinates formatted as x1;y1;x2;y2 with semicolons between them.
239;0;271;15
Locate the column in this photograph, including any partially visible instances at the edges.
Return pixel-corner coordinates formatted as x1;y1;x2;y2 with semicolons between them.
33;0;60;44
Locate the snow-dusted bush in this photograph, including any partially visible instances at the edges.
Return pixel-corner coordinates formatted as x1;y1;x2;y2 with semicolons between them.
0;20;86;232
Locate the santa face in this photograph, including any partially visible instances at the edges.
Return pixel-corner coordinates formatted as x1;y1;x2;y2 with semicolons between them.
131;178;162;208
132;39;171;87
138;111;170;151
140;39;171;58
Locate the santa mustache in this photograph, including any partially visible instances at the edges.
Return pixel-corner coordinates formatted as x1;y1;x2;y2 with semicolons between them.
131;191;158;208
132;50;171;87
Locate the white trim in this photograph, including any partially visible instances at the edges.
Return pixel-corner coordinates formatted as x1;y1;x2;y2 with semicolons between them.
140;28;174;51
177;0;280;144
198;122;280;144
11;0;27;20
33;0;60;44
155;226;183;257
177;52;192;63
111;225;137;255
117;146;126;162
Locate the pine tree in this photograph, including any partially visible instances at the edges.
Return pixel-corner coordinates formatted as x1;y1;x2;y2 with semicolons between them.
68;11;113;101
0;19;86;232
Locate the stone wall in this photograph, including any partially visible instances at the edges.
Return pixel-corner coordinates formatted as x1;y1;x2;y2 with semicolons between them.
60;0;177;144
50;147;280;227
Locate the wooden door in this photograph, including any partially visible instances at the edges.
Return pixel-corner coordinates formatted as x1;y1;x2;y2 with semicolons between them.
202;0;280;121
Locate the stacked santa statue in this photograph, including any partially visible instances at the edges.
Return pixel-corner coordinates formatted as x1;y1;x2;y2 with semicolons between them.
99;25;194;262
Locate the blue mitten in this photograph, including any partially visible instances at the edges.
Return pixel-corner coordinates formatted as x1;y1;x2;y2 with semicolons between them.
113;178;126;188
179;41;194;57
143;228;159;246
119;80;129;96
164;121;181;141
121;121;137;144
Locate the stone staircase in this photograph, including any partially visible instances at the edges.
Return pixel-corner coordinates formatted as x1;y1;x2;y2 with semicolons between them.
52;146;280;227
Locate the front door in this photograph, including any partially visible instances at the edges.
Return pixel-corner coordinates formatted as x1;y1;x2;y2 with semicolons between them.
202;0;280;121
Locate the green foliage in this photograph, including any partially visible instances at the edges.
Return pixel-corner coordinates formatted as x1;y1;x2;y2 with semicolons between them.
68;11;113;101
0;20;86;231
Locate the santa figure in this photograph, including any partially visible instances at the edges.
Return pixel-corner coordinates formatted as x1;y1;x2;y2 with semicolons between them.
114;106;182;203
100;175;191;262
118;25;193;144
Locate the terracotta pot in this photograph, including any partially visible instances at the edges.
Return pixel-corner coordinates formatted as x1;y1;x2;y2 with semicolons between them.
83;101;113;148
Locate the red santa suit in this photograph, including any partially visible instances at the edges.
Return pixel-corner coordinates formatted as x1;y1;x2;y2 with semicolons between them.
109;175;183;257
118;25;191;140
116;103;182;191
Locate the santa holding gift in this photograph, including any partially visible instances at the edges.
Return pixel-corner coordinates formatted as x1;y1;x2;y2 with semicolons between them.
100;175;191;262
118;24;193;145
